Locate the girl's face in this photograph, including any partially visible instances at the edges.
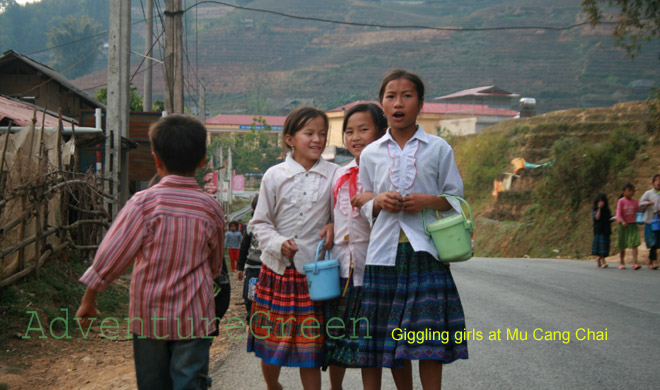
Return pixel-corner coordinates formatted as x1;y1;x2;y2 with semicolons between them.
381;78;423;133
285;116;327;170
230;225;237;232
344;111;380;160
624;188;635;199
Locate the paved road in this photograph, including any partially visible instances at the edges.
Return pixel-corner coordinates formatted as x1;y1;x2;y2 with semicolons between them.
211;257;660;389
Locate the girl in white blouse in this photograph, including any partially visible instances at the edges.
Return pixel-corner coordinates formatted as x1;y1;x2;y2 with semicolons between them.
325;103;412;390
247;107;338;390
358;70;469;390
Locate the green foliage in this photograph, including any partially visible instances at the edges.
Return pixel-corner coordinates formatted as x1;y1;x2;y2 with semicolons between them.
647;87;660;132
152;100;165;113
460;132;511;197
582;0;660;59
46;15;103;78
94;86;145;112
538;128;646;210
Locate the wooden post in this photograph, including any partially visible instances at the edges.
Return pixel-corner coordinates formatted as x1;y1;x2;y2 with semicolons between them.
17;195;27;271
0;121;11;191
164;0;184;113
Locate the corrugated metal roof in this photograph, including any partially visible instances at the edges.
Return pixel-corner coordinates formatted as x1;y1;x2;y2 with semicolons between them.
206;114;286;126
0;50;106;111
329;100;518;117
434;86;520;100
0;95;74;127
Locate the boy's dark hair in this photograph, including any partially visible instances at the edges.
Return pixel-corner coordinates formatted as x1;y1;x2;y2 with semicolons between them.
149;114;207;174
282;107;328;152
378;69;425;104
652;174;660;183
229;221;238;228
342;103;388;137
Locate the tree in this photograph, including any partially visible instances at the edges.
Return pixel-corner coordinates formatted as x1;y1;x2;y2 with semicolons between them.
47;15;103;78
581;0;660;59
94;86;145;112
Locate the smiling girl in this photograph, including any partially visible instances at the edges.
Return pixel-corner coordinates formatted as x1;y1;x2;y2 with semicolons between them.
247;107;339;390
358;70;469;390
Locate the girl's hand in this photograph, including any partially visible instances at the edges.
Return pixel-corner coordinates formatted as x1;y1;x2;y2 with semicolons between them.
402;193;436;213
597;200;605;209
320;223;334;250
281;239;299;260
374;191;404;215
622;221;628;227
351;192;373;208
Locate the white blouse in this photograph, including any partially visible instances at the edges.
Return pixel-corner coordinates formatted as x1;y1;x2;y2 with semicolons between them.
330;159;372;286
249;154;339;275
358;125;464;266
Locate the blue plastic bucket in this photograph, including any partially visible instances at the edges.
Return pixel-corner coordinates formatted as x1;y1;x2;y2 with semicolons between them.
423;195;474;262
303;240;340;301
652;215;660;231
636;211;644;225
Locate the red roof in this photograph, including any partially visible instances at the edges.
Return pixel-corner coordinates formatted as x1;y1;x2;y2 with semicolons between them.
206;114;286;127
329;100;517;117
0;95;74;127
434;86;520;100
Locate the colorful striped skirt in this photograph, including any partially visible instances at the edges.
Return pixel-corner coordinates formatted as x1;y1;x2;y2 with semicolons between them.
246;264;324;367
592;233;611;257
358;243;469;368
323;277;363;369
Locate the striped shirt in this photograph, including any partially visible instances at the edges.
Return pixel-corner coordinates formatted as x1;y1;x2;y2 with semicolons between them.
79;175;225;339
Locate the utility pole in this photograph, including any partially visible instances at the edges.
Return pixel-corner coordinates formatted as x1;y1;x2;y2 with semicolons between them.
143;0;153;112
106;0;131;216
164;0;184;113
199;79;206;124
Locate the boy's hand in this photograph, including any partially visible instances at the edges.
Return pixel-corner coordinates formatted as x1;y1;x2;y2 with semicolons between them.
350;192;373;209
320;223;334;250
281;239;299;260
75;288;99;328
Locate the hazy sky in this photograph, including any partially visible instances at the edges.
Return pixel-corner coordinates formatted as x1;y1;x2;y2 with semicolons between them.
15;0;40;4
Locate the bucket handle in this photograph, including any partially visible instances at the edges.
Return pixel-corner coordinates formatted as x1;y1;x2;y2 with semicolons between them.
422;194;474;234
312;239;330;274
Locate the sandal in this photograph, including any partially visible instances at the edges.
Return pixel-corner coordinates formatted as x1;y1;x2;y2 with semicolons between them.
601;263;608;268
632;264;641;270
618;265;626;270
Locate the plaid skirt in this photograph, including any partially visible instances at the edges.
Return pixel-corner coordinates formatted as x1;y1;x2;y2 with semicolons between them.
246;264;324;367
358;243;469;368
323;277;363;369
592;233;610;257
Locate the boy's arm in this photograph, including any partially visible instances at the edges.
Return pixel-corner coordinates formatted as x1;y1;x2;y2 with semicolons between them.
79;198;145;293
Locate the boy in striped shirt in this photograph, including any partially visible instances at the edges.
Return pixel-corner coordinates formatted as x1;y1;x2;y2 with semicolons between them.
75;114;225;389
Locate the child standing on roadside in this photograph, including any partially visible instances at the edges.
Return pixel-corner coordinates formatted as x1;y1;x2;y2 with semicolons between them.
358;70;468;390
638;174;660;269
616;183;641;270
325;103;412;390
247;107;339;390
75;114;225;389
592;193;612;268
225;221;243;272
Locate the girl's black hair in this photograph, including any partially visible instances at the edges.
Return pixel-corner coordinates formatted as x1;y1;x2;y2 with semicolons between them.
593;193;610;211
378;69;425;103
342;103;388;137
281;106;328;153
619;182;635;199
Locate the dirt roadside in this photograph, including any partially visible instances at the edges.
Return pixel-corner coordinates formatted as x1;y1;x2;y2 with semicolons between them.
0;272;247;390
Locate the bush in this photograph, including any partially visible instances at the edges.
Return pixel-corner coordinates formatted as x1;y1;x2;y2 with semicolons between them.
539;128;646;210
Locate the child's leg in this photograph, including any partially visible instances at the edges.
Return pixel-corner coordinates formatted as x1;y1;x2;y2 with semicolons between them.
390;360;413;390
328;365;346;390
632;247;638;265
619;249;626;266
261;361;283;390
361;367;383;390
169;338;213;389
132;336;173;389
419;360;443;390
299;367;321;390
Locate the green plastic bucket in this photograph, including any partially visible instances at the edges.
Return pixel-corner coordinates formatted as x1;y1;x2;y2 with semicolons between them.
423;195;474;262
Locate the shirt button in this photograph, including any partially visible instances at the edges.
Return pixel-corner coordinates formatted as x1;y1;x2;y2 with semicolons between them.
300;212;303;216
295;235;299;239
303;192;307;195
305;173;308;177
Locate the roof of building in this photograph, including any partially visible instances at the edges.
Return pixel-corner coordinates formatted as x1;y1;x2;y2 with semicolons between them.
329;100;518;117
206;114;286;127
0;95;74;127
0;50;105;111
434;86;520;100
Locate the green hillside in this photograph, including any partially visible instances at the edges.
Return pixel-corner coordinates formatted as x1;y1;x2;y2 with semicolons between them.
452;101;658;259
